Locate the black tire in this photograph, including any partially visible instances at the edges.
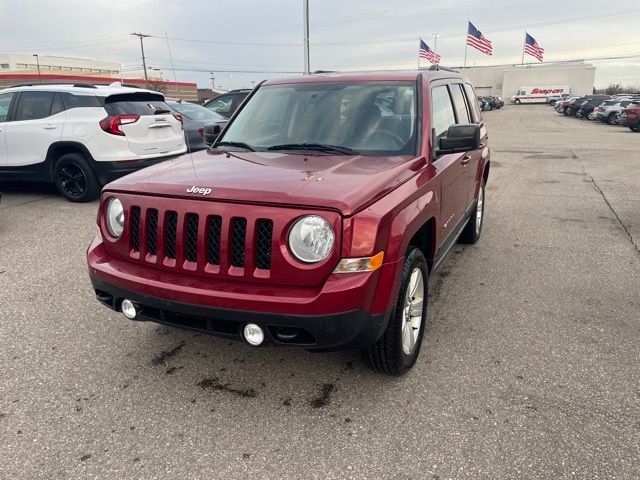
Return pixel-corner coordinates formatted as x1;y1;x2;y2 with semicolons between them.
460;180;486;244
514;99;521;105
53;153;100;202
607;114;619;125
362;247;428;375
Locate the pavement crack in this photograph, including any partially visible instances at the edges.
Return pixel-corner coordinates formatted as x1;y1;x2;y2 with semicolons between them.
590;177;640;256
571;148;639;257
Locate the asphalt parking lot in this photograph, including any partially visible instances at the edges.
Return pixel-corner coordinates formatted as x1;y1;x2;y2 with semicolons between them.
1;105;639;479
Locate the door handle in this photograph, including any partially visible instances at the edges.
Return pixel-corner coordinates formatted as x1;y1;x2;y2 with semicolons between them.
44;124;57;130
461;155;471;165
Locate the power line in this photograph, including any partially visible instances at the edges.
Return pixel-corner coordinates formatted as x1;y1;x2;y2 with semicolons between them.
144;64;302;74
312;8;640;46
150;34;300;47
2;35;131;52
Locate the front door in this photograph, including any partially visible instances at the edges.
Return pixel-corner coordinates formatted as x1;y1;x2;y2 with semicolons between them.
430;84;468;243
4;91;65;167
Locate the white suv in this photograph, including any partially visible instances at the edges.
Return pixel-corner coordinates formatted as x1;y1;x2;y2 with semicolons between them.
0;83;187;202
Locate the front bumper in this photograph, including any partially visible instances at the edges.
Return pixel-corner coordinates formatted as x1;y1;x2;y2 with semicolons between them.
90;277;390;351
87;237;401;351
620;116;639;128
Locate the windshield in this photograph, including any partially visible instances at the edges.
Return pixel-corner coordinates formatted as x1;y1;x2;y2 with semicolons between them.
168;101;225;122
219;82;417;155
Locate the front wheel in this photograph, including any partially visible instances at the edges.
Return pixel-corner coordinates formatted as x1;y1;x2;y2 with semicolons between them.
53;153;100;202
514;99;521;105
362;247;428;375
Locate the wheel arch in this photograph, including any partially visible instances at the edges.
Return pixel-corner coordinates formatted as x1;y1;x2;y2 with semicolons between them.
46;141;95;181
407;216;437;272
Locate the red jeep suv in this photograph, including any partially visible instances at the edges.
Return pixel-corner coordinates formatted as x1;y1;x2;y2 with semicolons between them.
87;68;490;374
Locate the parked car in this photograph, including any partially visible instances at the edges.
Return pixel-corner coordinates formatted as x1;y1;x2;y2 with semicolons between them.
478;96;500;110
576;97;611;119
556;96;580;114
0;83;186;201
594;99;636;125
547;93;571;105
166;99;227;151
620;101;640;132
87;69;490;375
202;89;251;118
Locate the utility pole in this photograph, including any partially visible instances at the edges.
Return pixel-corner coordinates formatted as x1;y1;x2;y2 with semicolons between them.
33;54;41;83
210;72;215;91
130;32;151;86
303;0;310;74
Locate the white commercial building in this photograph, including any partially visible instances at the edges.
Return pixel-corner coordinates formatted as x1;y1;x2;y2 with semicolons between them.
460;61;596;98
0;53;162;80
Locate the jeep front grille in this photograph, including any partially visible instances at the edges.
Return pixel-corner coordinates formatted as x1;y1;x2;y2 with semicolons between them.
127;206;274;272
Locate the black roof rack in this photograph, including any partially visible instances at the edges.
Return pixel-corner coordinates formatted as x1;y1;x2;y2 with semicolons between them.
7;82;97;89
428;65;460;73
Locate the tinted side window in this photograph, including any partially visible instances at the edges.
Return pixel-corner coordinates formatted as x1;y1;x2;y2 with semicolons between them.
15;91;55;121
463;84;482;123
0;92;16;122
450;84;471;124
205;95;235;116
62;93;102;109
50;93;65;116
431;85;456;138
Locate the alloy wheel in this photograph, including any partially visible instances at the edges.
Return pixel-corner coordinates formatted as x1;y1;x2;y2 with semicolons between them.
475;185;485;235
401;268;424;355
57;163;87;198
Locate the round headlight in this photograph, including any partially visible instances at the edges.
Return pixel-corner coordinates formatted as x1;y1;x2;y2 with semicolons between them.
288;215;335;263
106;197;125;238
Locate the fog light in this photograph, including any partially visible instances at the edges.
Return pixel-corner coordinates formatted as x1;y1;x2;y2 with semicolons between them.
243;323;264;346
121;299;137;320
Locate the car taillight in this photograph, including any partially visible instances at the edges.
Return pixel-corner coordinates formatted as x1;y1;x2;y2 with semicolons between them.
172;112;184;129
198;128;204;137
99;115;139;136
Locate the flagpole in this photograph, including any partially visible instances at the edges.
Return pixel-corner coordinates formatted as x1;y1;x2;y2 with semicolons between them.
418;38;421;70
464;20;469;67
521;31;526;65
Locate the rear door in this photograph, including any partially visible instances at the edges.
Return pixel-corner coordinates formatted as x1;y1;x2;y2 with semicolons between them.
430;83;468;243
204;94;236;118
4;91;65;167
104;93;185;156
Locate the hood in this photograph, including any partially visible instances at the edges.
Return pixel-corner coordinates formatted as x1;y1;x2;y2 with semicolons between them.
105;149;423;216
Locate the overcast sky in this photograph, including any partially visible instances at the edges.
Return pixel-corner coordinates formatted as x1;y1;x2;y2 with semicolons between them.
2;0;639;90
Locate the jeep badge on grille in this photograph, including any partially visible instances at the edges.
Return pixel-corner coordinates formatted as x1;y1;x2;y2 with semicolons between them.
186;186;212;196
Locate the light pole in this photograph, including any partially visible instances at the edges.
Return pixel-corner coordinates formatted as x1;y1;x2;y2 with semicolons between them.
433;34;440;56
120;64;125;84
303;0;310;74
228;74;232;91
33;54;41;83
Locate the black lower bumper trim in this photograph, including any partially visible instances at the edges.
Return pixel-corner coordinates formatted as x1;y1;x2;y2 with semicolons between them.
90;277;389;351
92;153;182;185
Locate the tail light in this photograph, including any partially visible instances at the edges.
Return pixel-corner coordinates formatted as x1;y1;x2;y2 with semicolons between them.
172;112;184;130
99;115;139;136
198;128;204;137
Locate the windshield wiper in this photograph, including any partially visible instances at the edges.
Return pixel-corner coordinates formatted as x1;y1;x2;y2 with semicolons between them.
215;141;255;151
153;108;172;115
266;143;356;155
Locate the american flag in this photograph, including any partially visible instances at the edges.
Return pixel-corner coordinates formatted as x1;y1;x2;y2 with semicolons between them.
466;21;493;55
419;39;441;64
524;33;544;62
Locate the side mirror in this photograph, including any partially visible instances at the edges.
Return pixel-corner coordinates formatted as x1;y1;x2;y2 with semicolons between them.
438;124;481;154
